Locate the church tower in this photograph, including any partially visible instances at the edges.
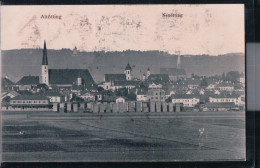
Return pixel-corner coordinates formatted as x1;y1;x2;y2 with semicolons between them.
177;54;181;69
124;62;132;81
41;40;49;86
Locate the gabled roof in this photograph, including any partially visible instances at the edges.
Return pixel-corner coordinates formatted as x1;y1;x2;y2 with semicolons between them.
16;76;39;85
105;74;126;82
160;68;186;76
210;94;239;98
49;69;95;88
2;77;15;86
205;102;236;108
11;94;49;100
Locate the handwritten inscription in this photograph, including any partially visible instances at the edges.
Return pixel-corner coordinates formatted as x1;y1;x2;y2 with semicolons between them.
162;13;183;18
41;14;62;20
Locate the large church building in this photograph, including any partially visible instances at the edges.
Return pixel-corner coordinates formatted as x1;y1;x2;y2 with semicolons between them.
40;41;96;91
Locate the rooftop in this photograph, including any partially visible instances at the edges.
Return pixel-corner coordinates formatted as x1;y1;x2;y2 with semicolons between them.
16;76;39;85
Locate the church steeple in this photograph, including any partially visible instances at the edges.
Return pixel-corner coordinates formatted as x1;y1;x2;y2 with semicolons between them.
42;40;48;65
177;54;181;69
41;40;49;85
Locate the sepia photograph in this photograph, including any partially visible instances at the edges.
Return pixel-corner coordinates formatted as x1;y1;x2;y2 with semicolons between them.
1;4;245;162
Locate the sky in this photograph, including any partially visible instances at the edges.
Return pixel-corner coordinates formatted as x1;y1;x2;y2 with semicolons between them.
1;5;245;55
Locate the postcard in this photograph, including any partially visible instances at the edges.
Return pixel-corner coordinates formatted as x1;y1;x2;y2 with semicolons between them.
1;4;245;162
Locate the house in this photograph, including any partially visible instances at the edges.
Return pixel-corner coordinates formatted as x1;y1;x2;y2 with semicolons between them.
9;94;50;109
136;89;148;102
187;79;201;90
44;91;65;103
172;94;200;107
1;77;18;91
216;82;234;91
206;84;216;90
101;63;135;90
239;75;245;84
148;82;163;89
147;89;166;102
116;97;126;103
16;76;40;90
209;94;242;106
204;102;236;111
1;91;20;101
80;91;95;102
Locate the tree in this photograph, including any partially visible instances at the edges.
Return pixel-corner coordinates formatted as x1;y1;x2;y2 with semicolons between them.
3;96;11;102
166;97;172;103
126;92;136;101
226;71;240;83
115;88;128;97
97;87;104;93
200;78;208;88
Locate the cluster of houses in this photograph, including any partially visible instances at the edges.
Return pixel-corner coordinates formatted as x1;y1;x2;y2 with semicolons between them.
1;41;245;112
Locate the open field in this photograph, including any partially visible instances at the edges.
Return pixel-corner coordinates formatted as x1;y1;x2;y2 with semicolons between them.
2;111;246;162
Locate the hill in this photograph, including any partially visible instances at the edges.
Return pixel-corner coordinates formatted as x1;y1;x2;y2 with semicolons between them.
2;49;244;83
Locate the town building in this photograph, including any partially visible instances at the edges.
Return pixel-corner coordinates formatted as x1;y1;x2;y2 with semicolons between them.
136;89;148;102
44;91;65;103
79;91;95;102
172;94;200;107
160;55;186;81
147;89;166;102
9;95;50;110
2;77;18;91
116;97;126;103
216;82;234;91
1;90;20;101
16;76;40;90
203;102;236;111
209;94;242;106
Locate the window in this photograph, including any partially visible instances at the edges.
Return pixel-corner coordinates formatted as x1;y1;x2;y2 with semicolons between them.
128;71;130;74
13;101;16;103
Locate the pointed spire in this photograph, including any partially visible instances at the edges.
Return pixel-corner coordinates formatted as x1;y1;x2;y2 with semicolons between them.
177;55;181;69
44;40;46;49
125;62;132;70
42;40;48;65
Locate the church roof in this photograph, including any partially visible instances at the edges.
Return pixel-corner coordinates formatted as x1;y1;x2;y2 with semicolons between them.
125;63;132;70
16;76;39;85
105;74;126;82
42;40;48;65
114;81;139;86
160;68;186;76
49;69;96;89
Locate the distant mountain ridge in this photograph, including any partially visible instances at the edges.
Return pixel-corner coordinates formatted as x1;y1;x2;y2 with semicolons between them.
2;49;244;83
